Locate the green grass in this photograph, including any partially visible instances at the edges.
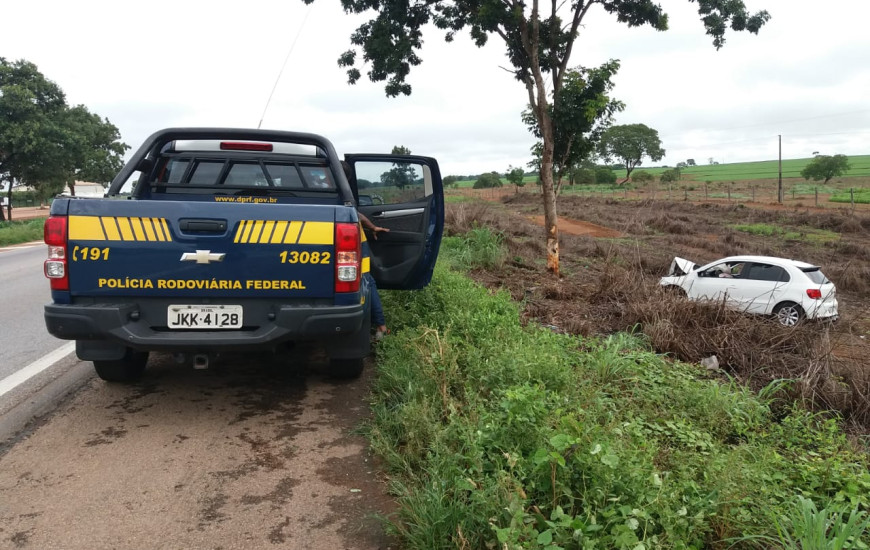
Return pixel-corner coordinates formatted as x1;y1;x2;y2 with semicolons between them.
0;218;44;246
371;228;870;549
610;154;870;183
830;188;870;204
734;223;840;244
447;155;870;189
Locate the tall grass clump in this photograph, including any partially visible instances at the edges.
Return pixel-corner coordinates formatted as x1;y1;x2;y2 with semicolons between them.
372;256;870;548
0;218;44;246
438;229;507;271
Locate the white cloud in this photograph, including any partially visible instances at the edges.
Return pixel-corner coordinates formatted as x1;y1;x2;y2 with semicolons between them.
2;0;867;176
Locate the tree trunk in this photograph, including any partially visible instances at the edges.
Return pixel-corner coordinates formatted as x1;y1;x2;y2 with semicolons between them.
539;114;559;276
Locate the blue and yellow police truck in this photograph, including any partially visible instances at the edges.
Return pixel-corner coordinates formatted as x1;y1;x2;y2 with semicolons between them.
42;128;443;381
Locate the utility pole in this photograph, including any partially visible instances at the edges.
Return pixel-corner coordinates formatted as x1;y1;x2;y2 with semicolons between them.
777;135;783;203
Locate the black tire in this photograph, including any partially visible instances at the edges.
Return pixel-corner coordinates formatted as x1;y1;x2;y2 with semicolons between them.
773;302;804;327
329;358;365;379
93;349;149;382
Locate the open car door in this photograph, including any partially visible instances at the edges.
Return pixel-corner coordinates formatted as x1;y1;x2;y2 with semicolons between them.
344;154;444;290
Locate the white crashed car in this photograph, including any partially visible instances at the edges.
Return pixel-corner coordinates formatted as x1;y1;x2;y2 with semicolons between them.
660;255;838;326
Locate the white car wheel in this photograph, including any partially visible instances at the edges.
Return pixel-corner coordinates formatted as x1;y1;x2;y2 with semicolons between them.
773;302;803;327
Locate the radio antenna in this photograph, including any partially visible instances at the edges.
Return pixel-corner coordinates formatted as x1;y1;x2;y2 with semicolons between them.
258;4;314;129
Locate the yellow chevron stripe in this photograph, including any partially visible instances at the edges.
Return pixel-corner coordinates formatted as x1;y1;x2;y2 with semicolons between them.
150;218;164;241
100;217;120;241
141;218;157;241
240;220;254;243
270;221;288;244
130;217;147;241
249;220;265;244
116;217;134;241
160;218;173;242
68;216;106;241
69;216;173;242
230;220;336;245
233;220;246;243
283;221;302;244
298;221;334;245
361;256;370;274
260;220;276;244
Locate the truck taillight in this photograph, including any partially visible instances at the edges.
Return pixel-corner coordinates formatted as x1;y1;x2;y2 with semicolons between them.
335;222;360;293
44;216;69;291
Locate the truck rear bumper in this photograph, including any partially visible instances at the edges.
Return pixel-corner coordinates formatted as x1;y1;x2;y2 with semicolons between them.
45;300;365;352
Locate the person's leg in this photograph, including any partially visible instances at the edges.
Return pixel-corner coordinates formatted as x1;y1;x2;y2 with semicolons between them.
366;274;387;335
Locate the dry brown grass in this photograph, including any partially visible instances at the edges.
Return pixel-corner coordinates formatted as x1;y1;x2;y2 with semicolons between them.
587;262;870;429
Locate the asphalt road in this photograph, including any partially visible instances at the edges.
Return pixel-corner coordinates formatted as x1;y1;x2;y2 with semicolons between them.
0;349;394;549
0;243;63;379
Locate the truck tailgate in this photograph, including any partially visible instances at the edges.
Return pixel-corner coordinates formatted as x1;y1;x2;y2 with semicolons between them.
64;200;338;299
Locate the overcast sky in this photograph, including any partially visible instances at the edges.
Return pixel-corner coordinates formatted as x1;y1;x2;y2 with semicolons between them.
3;0;868;176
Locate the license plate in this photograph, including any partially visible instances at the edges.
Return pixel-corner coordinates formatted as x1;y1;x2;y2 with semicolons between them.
167;305;243;329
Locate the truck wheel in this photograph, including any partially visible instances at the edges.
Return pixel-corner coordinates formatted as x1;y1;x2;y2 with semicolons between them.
329;358;365;379
93;349;149;382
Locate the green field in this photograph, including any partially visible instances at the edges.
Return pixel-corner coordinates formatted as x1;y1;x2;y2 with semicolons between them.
631;155;870;183
449;155;870;185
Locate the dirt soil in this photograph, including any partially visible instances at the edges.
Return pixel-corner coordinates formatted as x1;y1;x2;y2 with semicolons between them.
0;347;397;550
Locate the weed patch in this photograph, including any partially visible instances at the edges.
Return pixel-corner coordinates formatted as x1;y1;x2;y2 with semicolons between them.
372;250;870;549
0;218;43;246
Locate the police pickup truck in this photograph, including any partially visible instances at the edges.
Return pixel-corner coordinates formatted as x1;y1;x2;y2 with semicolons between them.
43;128;443;381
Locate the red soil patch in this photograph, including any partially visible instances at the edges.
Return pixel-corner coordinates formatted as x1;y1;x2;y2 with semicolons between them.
527;215;622;238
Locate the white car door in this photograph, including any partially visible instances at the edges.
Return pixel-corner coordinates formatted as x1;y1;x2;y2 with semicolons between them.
687;262;740;306
738;262;790;314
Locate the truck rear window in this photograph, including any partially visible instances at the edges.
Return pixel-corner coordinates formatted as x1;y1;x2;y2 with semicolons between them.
153;156;335;193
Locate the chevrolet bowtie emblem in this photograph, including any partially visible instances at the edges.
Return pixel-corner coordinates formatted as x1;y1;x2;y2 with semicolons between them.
180;250;226;264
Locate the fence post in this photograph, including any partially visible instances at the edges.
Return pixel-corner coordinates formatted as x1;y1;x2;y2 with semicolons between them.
815;187;818;207
792;188;796;200
852;188;855;212
684;188;688;201
668;184;672;200
704;183;708;200
752;186;755;202
624;187;627;199
727;185;731;201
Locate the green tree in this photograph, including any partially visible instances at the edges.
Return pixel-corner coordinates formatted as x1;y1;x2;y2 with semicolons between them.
473;172;503;189
800;154;850;185
570;164;595;185
594;167;616;184
0;58;127;219
660;168;681;183
59;105;128;196
631;170;654;184
381;145;416;189
598;124;666;184
443;175;460;187
523;62;624;195
505;165;525;193
322;0;770;275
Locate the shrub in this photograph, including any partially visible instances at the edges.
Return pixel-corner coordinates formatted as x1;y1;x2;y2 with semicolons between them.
631;170;654;184
594;167;616;184
473;171;504;189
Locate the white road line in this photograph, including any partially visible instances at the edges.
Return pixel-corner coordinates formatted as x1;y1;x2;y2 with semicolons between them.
0;342;76;398
0;242;43;252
